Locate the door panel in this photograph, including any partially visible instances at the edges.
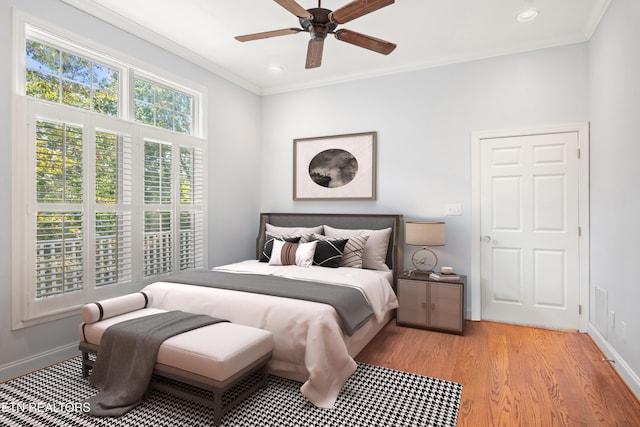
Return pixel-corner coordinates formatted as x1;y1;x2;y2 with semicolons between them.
492;176;521;230
480;131;580;330
533;249;565;307
534;175;566;231
492;248;522;303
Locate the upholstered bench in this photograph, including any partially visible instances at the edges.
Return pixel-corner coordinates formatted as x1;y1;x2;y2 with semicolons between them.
78;292;273;426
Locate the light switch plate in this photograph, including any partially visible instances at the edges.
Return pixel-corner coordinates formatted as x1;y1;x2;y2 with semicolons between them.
445;204;462;216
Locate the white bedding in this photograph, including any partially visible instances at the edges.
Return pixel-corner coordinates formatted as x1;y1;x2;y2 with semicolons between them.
215;260;396;322
142;260;398;408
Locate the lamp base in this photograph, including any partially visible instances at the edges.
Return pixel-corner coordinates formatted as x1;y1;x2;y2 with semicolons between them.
411;246;438;274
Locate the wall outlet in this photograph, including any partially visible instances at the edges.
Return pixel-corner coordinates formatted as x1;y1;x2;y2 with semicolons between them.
445;204;462;216
610;311;616;329
619;321;627;343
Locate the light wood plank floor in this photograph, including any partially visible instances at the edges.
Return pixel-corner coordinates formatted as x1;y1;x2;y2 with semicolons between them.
356;320;640;426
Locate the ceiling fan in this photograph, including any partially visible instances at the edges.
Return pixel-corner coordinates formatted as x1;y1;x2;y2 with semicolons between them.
235;0;397;69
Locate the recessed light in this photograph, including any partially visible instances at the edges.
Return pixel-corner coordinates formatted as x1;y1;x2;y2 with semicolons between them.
516;8;539;22
268;64;283;73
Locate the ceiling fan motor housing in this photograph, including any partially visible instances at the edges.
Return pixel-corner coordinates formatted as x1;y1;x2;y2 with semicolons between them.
300;8;337;40
235;0;396;69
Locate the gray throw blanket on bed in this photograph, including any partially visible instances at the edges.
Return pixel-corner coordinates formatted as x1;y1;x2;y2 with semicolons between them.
163;269;374;336
85;310;227;417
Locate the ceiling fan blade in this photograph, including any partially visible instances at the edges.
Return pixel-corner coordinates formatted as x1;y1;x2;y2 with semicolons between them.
329;0;394;24
305;38;324;69
334;29;396;55
235;28;302;42
274;0;313;18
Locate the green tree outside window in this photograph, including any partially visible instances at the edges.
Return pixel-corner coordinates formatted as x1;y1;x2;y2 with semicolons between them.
26;40;119;116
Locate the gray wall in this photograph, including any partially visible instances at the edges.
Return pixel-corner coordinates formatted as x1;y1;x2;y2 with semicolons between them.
0;0;261;379
260;42;589;299
589;0;640;392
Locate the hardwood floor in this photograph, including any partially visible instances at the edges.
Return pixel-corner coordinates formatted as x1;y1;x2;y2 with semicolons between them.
356;320;640;427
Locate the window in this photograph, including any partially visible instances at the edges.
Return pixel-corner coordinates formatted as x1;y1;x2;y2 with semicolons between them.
134;78;193;134
26;39;119;116
13;24;206;327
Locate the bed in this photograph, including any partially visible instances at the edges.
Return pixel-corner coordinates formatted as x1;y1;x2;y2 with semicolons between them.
142;213;403;408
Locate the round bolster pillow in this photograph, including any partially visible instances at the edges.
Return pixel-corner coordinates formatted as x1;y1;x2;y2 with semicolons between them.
81;291;152;324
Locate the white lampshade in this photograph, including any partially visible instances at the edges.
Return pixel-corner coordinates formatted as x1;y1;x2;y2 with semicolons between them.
405;221;445;246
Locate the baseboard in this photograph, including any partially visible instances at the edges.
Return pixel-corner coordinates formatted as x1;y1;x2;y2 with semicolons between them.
588;322;640;400
0;342;78;382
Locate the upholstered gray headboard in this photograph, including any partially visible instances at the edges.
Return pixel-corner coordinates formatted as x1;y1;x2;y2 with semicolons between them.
256;213;404;288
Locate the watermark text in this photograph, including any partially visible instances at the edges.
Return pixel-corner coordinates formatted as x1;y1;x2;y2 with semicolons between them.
1;401;90;413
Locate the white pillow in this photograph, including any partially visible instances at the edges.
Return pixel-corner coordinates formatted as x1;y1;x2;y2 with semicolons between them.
266;223;323;236
323;225;392;271
269;240;317;267
81;291;152;324
266;231;312;243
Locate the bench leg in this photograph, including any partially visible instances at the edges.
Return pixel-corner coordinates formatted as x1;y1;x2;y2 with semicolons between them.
261;364;269;389
81;351;91;378
213;391;222;427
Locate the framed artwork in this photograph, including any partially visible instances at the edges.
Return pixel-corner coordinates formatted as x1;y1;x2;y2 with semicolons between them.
293;131;376;200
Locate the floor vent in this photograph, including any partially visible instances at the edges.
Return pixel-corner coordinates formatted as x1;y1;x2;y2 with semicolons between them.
594;285;608;338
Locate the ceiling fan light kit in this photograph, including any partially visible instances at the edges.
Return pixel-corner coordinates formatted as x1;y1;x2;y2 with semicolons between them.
235;0;397;69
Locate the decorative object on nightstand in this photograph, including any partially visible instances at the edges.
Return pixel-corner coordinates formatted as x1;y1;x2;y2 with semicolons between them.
440;266;453;274
429;271;461;281
405;221;445;275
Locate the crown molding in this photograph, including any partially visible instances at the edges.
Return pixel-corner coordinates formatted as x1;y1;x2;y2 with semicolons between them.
60;0;263;95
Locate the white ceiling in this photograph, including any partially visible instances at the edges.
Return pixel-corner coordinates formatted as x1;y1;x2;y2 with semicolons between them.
62;0;611;95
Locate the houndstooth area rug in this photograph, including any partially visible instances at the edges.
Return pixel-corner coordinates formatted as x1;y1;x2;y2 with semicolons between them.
0;357;462;427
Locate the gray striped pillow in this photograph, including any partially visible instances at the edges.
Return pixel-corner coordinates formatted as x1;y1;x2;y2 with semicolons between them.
311;233;369;268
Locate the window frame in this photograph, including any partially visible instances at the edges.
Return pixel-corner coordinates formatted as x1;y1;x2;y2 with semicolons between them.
11;12;208;329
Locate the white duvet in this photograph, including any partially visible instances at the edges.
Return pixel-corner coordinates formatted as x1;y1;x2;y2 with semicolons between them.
142;260;398;408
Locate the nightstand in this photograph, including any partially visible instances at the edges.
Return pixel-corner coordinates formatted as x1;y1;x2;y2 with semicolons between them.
396;272;466;335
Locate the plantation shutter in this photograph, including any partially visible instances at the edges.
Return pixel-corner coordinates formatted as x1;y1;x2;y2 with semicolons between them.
36;211;83;298
179;146;204;271
35;120;84;298
94;129;133;287
143;140;173;277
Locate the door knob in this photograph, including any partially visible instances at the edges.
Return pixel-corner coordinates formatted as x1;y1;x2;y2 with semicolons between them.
481;235;492;243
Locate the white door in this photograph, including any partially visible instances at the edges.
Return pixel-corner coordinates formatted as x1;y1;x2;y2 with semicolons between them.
479;131;581;330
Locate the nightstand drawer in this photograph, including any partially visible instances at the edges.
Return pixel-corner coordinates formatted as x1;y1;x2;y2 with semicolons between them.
429;282;463;332
397;279;428;326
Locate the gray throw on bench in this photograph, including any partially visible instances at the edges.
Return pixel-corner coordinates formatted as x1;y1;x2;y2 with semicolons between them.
163;269;374;336
85;310;227;417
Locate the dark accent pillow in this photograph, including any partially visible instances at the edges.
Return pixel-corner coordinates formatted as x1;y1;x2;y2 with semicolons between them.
311;233;369;268
260;235;301;262
312;238;348;268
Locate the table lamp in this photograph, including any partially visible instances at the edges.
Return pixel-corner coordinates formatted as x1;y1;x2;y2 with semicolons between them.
405;221;445;275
